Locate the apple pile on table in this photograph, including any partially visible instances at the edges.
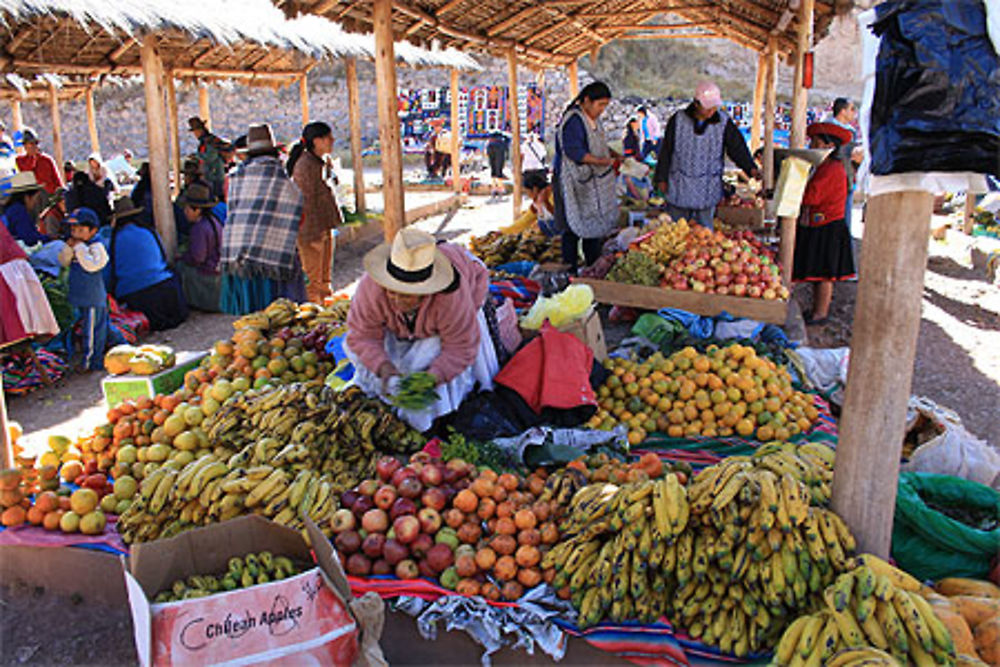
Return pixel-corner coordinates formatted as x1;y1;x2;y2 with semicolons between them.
331;453;560;602
660;227;790;300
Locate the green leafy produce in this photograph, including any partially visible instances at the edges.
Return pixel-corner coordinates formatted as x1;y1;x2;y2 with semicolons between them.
152;552;302;602
608;251;661;286
392;372;439;410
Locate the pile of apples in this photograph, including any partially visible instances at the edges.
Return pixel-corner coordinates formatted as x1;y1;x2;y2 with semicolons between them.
331;453;560;602
660;228;789;300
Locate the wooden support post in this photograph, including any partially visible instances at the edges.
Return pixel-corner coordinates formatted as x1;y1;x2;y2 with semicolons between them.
345;57;366;217
832;191;935;558
0;377;11;470
48;84;64;169
165;71;181;197
779;214;797;287
85;85;100;155
751;52;766;153
790;0;814;149
299;74;310;125
198;83;211;128
140;37;177;257
507;49;522;217
450;68;461;194
373;0;404;241
763;38;778;190
10;99;23;133
963;192;976;235
568;60;579;98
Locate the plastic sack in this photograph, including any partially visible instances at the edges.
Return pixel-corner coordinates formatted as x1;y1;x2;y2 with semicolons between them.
891;472;1000;582
901;396;1000;490
774;156;813;219
631;313;686;349
520;284;594;330
869;0;1000;176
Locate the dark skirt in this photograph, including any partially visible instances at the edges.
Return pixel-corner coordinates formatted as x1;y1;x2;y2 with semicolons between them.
792;218;856;282
120;274;189;331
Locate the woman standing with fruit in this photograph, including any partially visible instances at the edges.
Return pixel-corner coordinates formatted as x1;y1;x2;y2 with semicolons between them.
345;228;499;432
793;122;856;325
287;122;341;305
553;81;621;273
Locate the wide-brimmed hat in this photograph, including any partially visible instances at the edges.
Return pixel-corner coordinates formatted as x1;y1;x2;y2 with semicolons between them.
112;197;143;223
363;229;455;295
66;207;100;228
246;123;277;155
179;183;217;208
807;122;853;147
188;117;207;132
2;171;43;196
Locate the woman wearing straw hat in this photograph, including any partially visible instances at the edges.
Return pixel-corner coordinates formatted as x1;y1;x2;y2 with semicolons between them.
175;183;223;312
345;228;499;432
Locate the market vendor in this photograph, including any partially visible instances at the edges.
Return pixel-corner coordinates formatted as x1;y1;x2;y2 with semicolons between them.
499;170;555;236
345;228;500;432
793;122;856;325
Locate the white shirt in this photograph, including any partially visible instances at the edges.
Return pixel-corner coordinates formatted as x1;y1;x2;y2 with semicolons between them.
521;136;547;171
642;113;662;142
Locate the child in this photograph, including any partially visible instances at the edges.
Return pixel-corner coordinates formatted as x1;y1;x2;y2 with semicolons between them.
58;207;109;371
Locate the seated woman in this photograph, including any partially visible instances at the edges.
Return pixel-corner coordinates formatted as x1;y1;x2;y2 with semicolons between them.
2;172;48;246
793;122;856;325
175;183;223;312
345;229;499;432
107;198;188;331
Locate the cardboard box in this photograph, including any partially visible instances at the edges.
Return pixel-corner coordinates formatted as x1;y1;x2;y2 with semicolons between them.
102;351;207;407
716;205;766;229
124;516;367;667
558;309;607;362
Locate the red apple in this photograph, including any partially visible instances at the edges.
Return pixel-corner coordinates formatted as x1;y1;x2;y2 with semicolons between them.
417;559;436;579
330;508;356;533
357;479;379;497
374;485;397;510
340;489;360;509
371;559;392;575
361;508;389;534
398;476;423;500
334;530;362;555
376;455;402;482
420;464;443;487
421;487;447;512
391;467;416;488
394;515;421;544
362;532;387;559
395;559;419;579
390;496;417;521
410;532;434;559
346;553;372;576
418;507;442;534
383;539;409;565
426;543;454;574
351;495;375;519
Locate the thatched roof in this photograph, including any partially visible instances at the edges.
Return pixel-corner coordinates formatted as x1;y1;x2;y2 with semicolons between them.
281;0;853;68
0;0;479;97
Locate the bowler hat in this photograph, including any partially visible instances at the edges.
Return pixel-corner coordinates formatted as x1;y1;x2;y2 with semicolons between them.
246;123;277;155
179;183;217;209
111;197;144;223
188;117;207;131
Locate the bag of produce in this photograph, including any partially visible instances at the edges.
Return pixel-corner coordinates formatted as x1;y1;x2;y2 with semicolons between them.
892;472;1000;581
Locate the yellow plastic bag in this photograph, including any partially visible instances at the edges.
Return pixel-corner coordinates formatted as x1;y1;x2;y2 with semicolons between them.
520;284;594;330
774;155;813;218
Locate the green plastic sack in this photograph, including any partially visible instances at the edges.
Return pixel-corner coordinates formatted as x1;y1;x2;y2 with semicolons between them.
891;472;1000;582
631;314;685;349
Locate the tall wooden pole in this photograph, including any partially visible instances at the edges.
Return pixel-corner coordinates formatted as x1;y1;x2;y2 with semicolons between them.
48;84;64;169
763;38;778;190
507;49;522;216
832;191;935;558
790;0;814;149
963;192;976;235
750;52;766;153
85;85;100;155
0;378;10;469
299;74;310;125
345;57;366;218
140;36;177;258
165;71;181;197
450;68;461;193
568;60;579;98
198;83;211;128
10;99;23;133
373;0;404;240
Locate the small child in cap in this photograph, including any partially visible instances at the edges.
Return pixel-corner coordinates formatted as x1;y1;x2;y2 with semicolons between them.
58;207;110;371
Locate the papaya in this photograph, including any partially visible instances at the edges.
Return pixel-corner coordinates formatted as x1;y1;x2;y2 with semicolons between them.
973;615;1000;665
931;604;978;657
104;345;137;375
128;352;164;376
937;578;1000;600
138;344;176;368
952;595;1000;629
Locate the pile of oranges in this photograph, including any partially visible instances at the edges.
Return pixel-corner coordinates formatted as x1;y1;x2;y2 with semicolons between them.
587;344;819;444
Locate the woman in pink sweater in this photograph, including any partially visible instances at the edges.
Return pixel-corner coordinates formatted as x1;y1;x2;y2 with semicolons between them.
346;229;499;431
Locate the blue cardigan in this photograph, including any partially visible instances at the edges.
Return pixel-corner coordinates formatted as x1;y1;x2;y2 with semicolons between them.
3;201;49;246
553;113;589;179
106;223;172;298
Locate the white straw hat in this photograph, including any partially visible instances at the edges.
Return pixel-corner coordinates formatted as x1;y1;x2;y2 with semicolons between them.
363;229;456;295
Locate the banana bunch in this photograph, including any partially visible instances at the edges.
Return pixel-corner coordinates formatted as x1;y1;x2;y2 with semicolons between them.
469;229;561;266
232;312;270;331
152;551;302;603
263;298;297;327
638;218;690;263
536;466;590;509
753;441;835;506
773;559;955;666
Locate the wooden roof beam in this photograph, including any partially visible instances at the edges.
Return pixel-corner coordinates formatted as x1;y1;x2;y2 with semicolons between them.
575;5;713;20
10;60;303;80
435;0;466;17
27;18;72;62
6;23;41;54
107;37;136;64
487;5;546;37
194;43;231;67
542;6;608;45
596;20;714;31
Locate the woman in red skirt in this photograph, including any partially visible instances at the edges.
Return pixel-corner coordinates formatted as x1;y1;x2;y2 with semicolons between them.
793;122;856;325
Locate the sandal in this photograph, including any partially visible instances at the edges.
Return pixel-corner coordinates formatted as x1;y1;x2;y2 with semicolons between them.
804;314;829;326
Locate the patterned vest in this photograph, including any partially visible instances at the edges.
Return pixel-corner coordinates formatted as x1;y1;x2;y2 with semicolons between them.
667;110;728;210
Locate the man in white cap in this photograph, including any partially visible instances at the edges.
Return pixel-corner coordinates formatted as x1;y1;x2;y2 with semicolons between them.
345;228;499;432
653;81;759;229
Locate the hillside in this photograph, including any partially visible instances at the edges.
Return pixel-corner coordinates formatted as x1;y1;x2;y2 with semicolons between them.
10;14;862;163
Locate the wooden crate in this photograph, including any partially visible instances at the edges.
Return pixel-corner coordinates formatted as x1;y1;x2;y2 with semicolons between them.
574;277;789;324
716;205;766;228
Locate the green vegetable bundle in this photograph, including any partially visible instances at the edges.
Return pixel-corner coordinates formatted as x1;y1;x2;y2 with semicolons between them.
392;372;438;410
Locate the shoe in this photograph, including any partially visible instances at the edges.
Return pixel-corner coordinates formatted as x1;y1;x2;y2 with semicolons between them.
804;314;829;325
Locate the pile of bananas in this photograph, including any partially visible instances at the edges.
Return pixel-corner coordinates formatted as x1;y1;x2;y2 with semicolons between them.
469;229;561;267
774;555;956;666
751;441;835;507
607;251;662;286
638;217;690;263
152;552;303;602
232;298;350;334
117;384;423;544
